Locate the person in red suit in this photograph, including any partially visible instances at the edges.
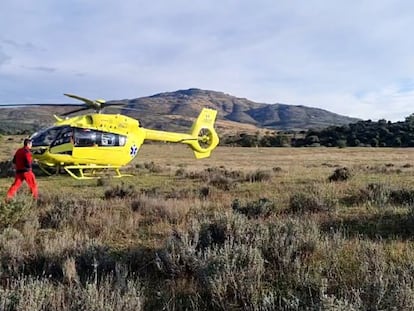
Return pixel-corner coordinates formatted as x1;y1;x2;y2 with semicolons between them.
6;138;38;201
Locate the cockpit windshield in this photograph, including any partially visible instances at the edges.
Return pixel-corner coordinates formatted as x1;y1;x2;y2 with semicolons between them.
30;126;71;147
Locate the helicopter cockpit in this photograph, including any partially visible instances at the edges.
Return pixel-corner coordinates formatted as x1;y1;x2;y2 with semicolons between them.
31;126;72;147
31;126;127;149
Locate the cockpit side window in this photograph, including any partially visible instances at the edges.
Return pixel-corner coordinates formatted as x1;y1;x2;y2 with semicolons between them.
31;126;66;147
51;127;73;147
101;133;116;146
73;128;126;147
74;128;97;147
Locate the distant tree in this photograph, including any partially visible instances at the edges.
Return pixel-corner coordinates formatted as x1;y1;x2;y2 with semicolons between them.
370;138;379;147
220;113;414;148
392;137;402;147
406;114;414;129
259;135;274;147
306;135;320;146
336;139;347;148
239;134;258;147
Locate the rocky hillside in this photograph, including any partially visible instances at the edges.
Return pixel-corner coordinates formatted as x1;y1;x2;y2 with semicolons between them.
113;88;360;131
0;88;360;134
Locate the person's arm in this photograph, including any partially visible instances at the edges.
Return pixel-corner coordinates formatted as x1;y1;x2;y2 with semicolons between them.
24;149;32;171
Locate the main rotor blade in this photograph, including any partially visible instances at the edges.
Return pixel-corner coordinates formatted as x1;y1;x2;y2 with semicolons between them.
61;107;91;116
0;103;82;108
105;103;125;107
119;106;145;112
64;93;96;105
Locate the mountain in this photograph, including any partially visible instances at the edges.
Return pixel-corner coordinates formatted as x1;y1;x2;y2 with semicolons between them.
111;88;360;131
0;88;360;134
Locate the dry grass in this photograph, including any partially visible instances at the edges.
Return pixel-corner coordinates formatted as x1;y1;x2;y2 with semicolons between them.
0;135;414;310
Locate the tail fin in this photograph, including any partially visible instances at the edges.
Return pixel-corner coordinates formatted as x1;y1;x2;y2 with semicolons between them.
187;108;219;159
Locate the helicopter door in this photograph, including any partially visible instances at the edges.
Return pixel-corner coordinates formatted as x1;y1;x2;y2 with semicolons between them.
49;126;74;155
72;128;127;165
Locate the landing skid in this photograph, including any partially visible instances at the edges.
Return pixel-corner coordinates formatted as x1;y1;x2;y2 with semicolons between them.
63;165;132;180
38;163;60;176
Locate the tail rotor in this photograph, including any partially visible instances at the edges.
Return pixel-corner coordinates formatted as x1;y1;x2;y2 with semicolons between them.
187;108;219;158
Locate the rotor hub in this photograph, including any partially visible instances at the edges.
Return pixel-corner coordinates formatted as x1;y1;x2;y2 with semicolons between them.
198;128;214;150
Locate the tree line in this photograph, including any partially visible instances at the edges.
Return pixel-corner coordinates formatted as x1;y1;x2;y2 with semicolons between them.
2;114;413;148
223;114;414;147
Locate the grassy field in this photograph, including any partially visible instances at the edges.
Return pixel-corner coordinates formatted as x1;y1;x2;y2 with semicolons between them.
0;135;414;310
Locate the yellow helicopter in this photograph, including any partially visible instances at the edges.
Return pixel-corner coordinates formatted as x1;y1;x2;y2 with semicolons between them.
29;93;219;179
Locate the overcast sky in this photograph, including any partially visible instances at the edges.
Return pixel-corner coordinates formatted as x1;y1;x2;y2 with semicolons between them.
1;0;413;121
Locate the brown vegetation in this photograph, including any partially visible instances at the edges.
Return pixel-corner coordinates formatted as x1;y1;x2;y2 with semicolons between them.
0;138;414;309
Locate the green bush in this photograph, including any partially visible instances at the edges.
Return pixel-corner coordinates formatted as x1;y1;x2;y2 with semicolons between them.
0;197;34;229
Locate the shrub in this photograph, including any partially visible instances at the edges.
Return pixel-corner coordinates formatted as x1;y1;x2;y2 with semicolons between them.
156;215;323;309
175;167;186;177
0;160;14;178
231;198;276;218
104;183;137;199
135;161;164;173
245;170;273;182
289;191;337;214
390;188;414;206
38;198;82;229
181;167;245;181
208;175;233;191
199;186;210;199
156;216;268;309
131;195;190;224
97;178;111;187
0;275;144;311
328;167;352;182
346;184;414;207
198;221;228;250
272;166;282;172
198;240;266;309
343;183;394;207
143;161;163;173
0;197;34;228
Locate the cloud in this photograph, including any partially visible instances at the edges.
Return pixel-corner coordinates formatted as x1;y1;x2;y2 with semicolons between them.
1;38;38;51
0;47;11;67
23;65;57;73
355;82;414;121
0;0;413;121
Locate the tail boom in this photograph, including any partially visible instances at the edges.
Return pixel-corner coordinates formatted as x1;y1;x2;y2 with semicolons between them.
143;108;219;159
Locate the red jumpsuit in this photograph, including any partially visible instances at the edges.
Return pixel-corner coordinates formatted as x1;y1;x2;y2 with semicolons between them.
6;146;38;200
